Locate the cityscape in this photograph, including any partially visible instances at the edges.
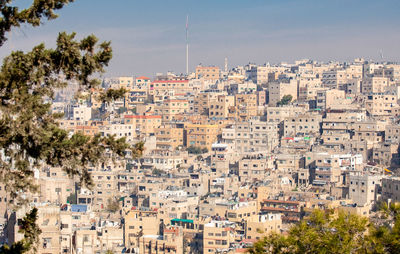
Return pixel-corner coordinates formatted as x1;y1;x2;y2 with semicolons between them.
1;1;400;254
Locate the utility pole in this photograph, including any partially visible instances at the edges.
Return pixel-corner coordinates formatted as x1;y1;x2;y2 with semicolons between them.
186;15;189;75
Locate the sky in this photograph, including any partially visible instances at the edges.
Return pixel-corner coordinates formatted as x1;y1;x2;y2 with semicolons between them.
1;0;400;77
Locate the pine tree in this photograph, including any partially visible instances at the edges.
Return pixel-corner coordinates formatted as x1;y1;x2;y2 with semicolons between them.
0;1;143;252
248;206;400;254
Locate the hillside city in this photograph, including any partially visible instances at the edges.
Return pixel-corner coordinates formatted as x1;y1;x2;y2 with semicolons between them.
2;58;400;253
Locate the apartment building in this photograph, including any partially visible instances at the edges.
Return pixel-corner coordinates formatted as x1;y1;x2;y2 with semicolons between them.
203;221;235;253
385;124;400;143
155;125;184;150
308;153;363;188
138;226;184;254
361;76;390;94
124;208;159;249
283;112;322;137
194;90;226;115
316;88;346;110
267;80;298;106
266;105;307;123
234;93;258;120
135;76;151;92
245;214;282;241
349;173;382;207
209;95;235;119
123;115;162;136
364;94;398;118
381;177;400;202
150;80;191;101
373;65;400;81
195;66;221;81
185;123;220;150
155;99;189;122
259;199;301;223
224;119;279;154
298;77;322;102
322;67;362;89
100;123;135;142
238;156;271;181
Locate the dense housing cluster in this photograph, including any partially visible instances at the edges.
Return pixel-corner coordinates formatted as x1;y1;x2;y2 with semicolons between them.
2;59;400;253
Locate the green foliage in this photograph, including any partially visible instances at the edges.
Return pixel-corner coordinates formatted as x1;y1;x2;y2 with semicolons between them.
0;208;41;253
0;0;75;46
152;168;166;176
66;192;77;204
187;146;207;154
248;205;400;254
370;202;400;253
277;94;292;106
99;88;127;102
106;197;120;213
0;26;143;194
0;1;144;253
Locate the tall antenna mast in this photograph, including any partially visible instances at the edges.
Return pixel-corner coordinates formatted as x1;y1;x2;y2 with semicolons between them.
186;15;189;75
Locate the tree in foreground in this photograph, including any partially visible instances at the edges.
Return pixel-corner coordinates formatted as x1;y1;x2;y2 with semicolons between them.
248;205;400;254
0;0;142;252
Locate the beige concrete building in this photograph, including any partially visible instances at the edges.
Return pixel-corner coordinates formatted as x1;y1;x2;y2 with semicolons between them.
222;119;279;154
245;214;282;241
194;90;226;115
123;115;162;136
238;156;274;180
322;67;362;89
209;95;235;118
364;94;398;118
362;76;390;94
283;112;322;137
155;99;189;122
126;76;151;108
203;221;235;253
316;88;346;110
38;167;74;204
234;93;258;120
185;123;220;150
382;177;400;202
298;77;322;102
196;66;221;81
151;80;191;101
124;208;159;250
349;173;382;208
266;105;307;123
138;226;184;254
268;80;298;106
155;125;184;150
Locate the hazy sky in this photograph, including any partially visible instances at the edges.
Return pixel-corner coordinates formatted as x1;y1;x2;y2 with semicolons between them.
1;0;400;77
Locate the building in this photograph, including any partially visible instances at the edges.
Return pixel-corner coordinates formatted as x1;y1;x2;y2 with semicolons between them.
382;177;400;203
185;124;220;150
267;80;298;106
195;66;221;81
349;173;382;208
362;77;390;94
203;221;235;253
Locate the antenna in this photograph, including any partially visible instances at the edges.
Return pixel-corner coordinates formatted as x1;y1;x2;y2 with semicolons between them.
224;57;228;72
379;49;384;61
186;15;189;75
